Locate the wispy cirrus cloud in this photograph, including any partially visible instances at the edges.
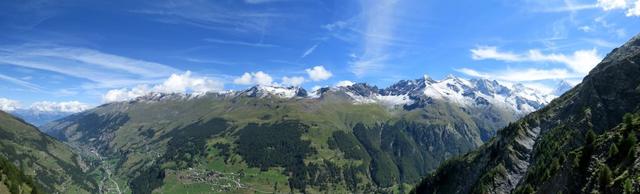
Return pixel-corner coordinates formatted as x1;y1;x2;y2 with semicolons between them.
470;46;602;74
0;73;42;91
0;44;181;89
456;68;577;82
300;43;319;58
537;0;640;16
204;38;279;48
244;0;288;4
460;45;603;89
131;0;284;33
349;0;400;77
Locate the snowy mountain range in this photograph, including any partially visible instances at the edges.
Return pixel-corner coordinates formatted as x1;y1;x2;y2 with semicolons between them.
324;75;563;114
125;75;572;115
4;74;571;127
8;101;92;126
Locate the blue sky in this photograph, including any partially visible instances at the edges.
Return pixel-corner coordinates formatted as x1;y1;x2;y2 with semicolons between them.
0;0;639;108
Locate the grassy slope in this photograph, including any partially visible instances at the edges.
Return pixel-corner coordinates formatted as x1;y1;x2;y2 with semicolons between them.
44;92;517;193
0;111;96;193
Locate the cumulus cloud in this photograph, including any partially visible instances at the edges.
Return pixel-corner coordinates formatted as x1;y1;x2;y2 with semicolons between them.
154;71;222;93
335;80;355;87
103;71;223;102
233;71;274;85
281;76;305;86
598;0;628;10
471;46;602;74
305;66;333;81
233;73;253;85
0;98;21;111
29;101;92;113
596;0;640;16
103;85;151;103
628;1;640;16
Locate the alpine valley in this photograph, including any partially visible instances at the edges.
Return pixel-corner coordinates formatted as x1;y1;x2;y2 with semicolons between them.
2;1;640;194
21;71;561;193
6;36;640;193
2;36;639;194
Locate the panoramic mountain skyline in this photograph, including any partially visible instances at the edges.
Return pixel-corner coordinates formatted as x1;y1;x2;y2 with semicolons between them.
2;1;640;194
1;0;639;109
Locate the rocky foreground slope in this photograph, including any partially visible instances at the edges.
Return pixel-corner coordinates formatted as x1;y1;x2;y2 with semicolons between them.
412;34;640;194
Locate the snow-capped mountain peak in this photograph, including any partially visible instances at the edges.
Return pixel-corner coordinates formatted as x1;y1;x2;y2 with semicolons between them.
553;80;574;96
239;85;308;98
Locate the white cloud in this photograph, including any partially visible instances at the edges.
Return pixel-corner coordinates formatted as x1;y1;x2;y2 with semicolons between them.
456;68;489;78
244;0;287;4
578;26;593;32
131;1;282;33
349;0;399;76
335;80;355;87
305;66;333;81
26;46;179;78
233;73;253;85
233;71;274;85
103;85;151;103
29;101;92;113
0;98;91;113
103;71;223;102
204;38;278;48
301;43;319;58
281;76;305;86
520;82;555;95
253;72;273;85
0;98;21;111
0;44;180;89
0;73;41;91
471;46;521;61
456;68;577;82
628;1;640;16
596;0;640;16
153;71;223;93
598;0;628;10
470;46;602;74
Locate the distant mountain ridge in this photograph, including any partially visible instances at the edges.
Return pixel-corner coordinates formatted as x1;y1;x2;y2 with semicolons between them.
38;73;564;193
121;75;560;116
8;101;91;127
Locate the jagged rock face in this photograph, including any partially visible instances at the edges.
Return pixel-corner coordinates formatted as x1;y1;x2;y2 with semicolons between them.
344;83;380;97
381;77;432;96
412;33;640;194
329;76;555;115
